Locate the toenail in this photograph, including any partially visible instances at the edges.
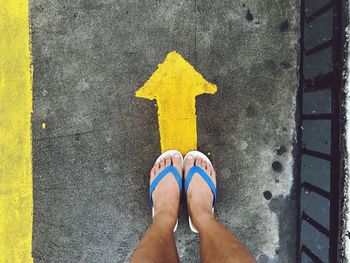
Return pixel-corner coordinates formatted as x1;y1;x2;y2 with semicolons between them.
175;153;180;158
188;155;193;160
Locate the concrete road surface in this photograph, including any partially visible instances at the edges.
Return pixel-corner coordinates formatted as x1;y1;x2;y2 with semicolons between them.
30;0;298;262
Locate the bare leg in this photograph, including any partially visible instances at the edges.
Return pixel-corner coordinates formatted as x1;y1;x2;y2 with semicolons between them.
131;154;182;263
130;212;179;263
184;155;256;263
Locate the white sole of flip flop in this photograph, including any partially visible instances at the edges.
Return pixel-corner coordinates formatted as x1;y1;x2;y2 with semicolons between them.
184;150;215;233
152;150;183;232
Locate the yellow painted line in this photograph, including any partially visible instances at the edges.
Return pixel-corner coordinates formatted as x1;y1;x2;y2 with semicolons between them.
0;0;33;262
136;51;217;154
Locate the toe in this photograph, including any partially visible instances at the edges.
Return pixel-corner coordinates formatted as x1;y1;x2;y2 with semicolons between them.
154;160;161;174
184;154;195;176
209;167;214;176
195;157;202;167
209;167;217;185
201;158;207;170
165;155;171;167
159;157;165;170
150;167;156;180
204;161;211;174
201;158;208;170
172;153;182;175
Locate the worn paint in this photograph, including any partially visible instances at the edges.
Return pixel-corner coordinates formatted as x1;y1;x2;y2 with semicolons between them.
0;0;33;262
136;51;217;154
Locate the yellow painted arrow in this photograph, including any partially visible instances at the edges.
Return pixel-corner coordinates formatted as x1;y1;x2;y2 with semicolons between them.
136;51;217;155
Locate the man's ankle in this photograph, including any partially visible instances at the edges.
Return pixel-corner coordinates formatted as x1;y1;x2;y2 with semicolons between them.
153;211;177;231
190;210;215;231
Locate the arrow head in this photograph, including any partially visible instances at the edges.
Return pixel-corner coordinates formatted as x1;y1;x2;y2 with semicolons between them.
135;51;217;100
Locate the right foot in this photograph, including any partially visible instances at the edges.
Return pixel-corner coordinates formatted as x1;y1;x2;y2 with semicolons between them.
150;153;183;230
184;154;217;229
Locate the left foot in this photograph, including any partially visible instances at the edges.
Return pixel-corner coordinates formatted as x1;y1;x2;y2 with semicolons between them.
150;153;182;229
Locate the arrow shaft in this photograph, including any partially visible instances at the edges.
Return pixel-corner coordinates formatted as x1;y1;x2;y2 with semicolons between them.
157;98;197;154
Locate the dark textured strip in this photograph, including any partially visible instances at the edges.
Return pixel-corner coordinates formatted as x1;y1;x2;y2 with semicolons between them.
298;0;344;261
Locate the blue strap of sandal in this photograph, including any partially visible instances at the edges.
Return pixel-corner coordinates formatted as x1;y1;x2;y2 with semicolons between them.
185;166;216;207
149;165;182;207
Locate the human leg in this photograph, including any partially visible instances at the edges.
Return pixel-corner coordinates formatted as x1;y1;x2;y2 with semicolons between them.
130;212;179;263
131;154;182;263
184;155;255;263
194;213;255;263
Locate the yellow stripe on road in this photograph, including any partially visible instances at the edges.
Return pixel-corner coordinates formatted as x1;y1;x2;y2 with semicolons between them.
136;51;217;155
0;0;33;262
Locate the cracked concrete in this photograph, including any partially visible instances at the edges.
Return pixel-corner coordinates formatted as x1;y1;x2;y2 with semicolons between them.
30;0;299;262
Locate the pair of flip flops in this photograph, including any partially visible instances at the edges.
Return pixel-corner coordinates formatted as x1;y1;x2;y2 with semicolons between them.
149;150;217;233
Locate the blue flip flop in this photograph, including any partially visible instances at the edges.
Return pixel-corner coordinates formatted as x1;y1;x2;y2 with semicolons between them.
149;150;183;232
184;151;216;233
